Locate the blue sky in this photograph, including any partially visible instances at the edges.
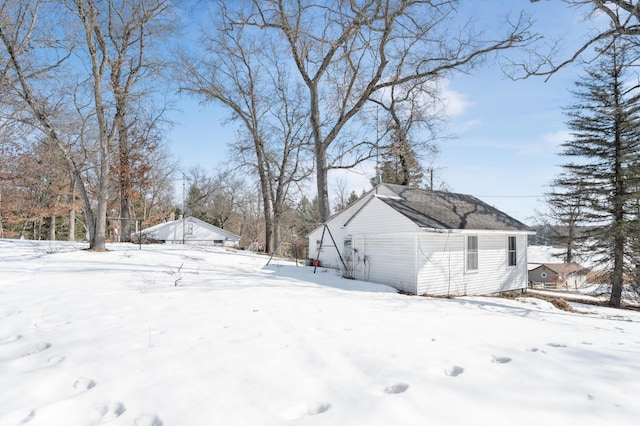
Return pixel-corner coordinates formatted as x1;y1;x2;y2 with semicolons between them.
166;1;600;224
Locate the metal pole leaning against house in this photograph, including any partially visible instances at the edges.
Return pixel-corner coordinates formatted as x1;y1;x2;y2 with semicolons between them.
313;224;348;274
313;224;327;273
324;224;348;271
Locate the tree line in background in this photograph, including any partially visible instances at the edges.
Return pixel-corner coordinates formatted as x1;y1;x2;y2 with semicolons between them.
2;0;640;306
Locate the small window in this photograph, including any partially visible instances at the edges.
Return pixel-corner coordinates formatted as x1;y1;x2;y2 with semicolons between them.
508;236;517;267
185;223;194;235
343;238;352;256
466;235;478;271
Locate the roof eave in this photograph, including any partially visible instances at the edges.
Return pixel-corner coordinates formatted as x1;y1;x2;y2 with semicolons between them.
421;227;536;235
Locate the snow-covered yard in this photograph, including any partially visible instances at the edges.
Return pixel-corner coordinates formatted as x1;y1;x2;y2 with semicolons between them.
1;240;639;426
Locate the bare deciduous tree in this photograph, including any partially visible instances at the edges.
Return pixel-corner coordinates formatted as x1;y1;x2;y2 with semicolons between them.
0;0;106;246
230;0;537;222
369;82;444;187
105;0;174;242
521;1;640;79
1;0;175;249
180;6;312;252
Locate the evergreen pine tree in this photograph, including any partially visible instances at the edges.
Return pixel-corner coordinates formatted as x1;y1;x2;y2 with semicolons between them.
554;37;640;307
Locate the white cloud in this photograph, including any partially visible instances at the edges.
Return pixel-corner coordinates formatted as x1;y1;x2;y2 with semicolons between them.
542;130;570;150
453;118;482;134
441;80;474;117
516;129;569;157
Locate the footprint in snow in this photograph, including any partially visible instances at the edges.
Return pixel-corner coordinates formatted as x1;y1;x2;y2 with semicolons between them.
1;408;36;425
20;409;36;424
0;333;22;345
547;343;567;348
528;348;539;352
22;342;51;357
47;355;65;366
384;383;410;394
135;414;164;426
88;401;126;425
444;366;464;377
0;309;22;320
491;356;512;364
283;402;331;420
73;377;96;391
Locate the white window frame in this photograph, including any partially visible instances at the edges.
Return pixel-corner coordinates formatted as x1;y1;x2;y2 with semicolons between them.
507;236;517;267
466;235;478;272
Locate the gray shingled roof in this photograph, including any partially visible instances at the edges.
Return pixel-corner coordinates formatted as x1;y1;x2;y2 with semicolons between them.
378;183;532;231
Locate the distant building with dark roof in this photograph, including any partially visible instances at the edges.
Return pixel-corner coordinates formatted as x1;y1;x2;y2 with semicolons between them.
528;262;589;290
308;183;534;296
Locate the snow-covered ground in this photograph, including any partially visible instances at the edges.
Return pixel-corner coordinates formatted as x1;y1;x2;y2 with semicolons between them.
1;240;639;426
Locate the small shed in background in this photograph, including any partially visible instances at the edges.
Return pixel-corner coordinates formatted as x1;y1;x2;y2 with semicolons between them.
528;262;588;290
134;216;240;248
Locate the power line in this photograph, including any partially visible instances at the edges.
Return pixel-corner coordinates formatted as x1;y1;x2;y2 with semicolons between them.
476;195;542;198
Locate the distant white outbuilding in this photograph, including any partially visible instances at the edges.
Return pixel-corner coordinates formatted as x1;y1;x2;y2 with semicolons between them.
308;183;534;296
135;216;240;248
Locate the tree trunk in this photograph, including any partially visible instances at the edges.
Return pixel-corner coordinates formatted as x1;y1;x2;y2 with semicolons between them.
610;232;625;307
91;152;109;250
69;208;75;241
308;82;330;223
315;150;330;223
0;190;3;239
272;218;281;255
120;202;131;242
263;197;275;253
115;89;132;242
48;215;56;240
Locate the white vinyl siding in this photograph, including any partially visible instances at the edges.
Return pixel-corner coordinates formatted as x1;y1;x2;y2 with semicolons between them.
352;233;416;294
416;233;464;295
346;197;418;234
307;187;401;267
346;198;418;293
308;223;348;269
417;233;528;296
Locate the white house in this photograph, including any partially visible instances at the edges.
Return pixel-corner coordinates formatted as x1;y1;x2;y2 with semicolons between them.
135;216;240;248
308;183;534;296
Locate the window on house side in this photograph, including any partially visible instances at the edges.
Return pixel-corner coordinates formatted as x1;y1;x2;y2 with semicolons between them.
508;236;517;267
466;235;478;271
